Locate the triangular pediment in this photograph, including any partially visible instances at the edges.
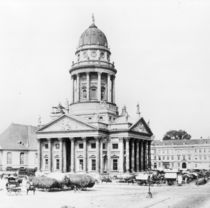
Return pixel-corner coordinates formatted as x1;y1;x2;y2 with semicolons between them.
129;118;152;135
38;114;96;132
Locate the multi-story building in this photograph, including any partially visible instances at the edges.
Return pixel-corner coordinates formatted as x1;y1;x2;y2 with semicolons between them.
0;123;38;171
151;139;210;170
36;18;153;174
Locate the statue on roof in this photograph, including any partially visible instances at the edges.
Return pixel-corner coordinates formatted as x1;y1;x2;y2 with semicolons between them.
52;103;65;114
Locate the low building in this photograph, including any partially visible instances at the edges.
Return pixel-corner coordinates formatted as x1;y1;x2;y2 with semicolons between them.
151;139;210;170
0;123;38;171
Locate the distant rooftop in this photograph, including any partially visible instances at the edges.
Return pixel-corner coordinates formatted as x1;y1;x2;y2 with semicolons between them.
152;139;210;146
0;123;37;150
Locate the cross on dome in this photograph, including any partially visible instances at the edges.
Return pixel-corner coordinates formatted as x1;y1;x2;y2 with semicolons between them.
92;13;95;24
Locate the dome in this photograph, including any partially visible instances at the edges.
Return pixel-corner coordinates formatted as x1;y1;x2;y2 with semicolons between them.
78;23;108;48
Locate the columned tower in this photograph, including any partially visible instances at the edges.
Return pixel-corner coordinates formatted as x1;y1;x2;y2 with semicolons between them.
69;18;118;120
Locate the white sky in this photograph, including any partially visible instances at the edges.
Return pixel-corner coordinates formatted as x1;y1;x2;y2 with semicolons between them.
0;0;210;140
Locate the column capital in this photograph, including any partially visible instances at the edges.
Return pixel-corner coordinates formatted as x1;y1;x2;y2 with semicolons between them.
69;137;74;141
82;137;87;141
124;137;130;141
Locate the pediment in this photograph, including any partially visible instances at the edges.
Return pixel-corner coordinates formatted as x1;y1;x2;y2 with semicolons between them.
129;118;152;135
38;115;96;132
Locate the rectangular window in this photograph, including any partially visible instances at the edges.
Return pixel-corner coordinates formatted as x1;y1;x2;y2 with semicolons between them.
91;159;96;170
79;143;84;149
112;143;118;149
171;156;174;160
79;159;83;170
45;159;49;170
91;143;96;149
20;153;24;165
56;159;59;170
55;143;60;149
44;143;49;149
35;153;38;164
103;143;106;149
113;159;118;171
7;152;12;164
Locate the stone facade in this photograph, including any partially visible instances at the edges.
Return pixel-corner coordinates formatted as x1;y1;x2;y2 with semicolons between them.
37;19;153;174
151;139;210;170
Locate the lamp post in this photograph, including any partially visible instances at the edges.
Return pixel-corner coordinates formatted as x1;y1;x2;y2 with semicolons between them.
146;169;152;198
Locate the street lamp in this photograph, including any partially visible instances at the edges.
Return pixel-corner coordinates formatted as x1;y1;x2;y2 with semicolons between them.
146;169;152;198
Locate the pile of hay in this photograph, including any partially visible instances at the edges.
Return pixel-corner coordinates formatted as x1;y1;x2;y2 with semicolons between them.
32;173;95;190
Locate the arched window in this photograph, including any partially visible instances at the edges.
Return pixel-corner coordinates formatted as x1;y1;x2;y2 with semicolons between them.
182;162;187;169
20;152;24;165
81;86;87;100
101;86;107;101
90;86;97;100
7;152;12;164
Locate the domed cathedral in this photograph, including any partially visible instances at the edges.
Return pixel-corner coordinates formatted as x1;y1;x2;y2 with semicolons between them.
36;17;153;174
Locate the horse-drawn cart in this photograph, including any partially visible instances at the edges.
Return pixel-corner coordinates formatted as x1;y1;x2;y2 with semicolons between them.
6;176;21;194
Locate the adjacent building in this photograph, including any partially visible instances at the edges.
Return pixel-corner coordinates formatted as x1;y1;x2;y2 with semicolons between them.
151;139;210;170
0;123;38;171
37;19;153;174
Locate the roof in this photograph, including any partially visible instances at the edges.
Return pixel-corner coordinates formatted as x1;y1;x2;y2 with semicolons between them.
152;139;210;146
78;23;108;48
0;123;38;150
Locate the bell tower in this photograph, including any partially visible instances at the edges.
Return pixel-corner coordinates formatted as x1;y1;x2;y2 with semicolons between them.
69;17;118;120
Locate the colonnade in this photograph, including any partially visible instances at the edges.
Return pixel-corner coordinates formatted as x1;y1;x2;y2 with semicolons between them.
71;72;115;103
37;137;151;173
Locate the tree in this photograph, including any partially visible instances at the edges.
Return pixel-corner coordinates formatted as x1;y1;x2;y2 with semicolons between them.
163;130;191;140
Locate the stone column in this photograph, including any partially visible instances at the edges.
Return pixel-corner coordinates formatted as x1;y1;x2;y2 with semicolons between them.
86;72;90;101
96;137;100;172
70;138;75;172
148;141;151;169
76;73;80;102
131;139;135;172
63;139;67;172
145;141;148;170
143;141;146;170
59;138;63;172
97;72;101;101
140;141;144;171
112;76;115;103
107;74;111;102
48;139;52;172
37;139;42;171
125;138;130;172
107;138;111;172
136;141;140;172
119;138;124;173
100;138;103;173
71;75;74;103
83;138;87;172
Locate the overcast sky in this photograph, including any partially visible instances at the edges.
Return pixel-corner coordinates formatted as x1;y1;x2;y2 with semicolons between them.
0;0;210;140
